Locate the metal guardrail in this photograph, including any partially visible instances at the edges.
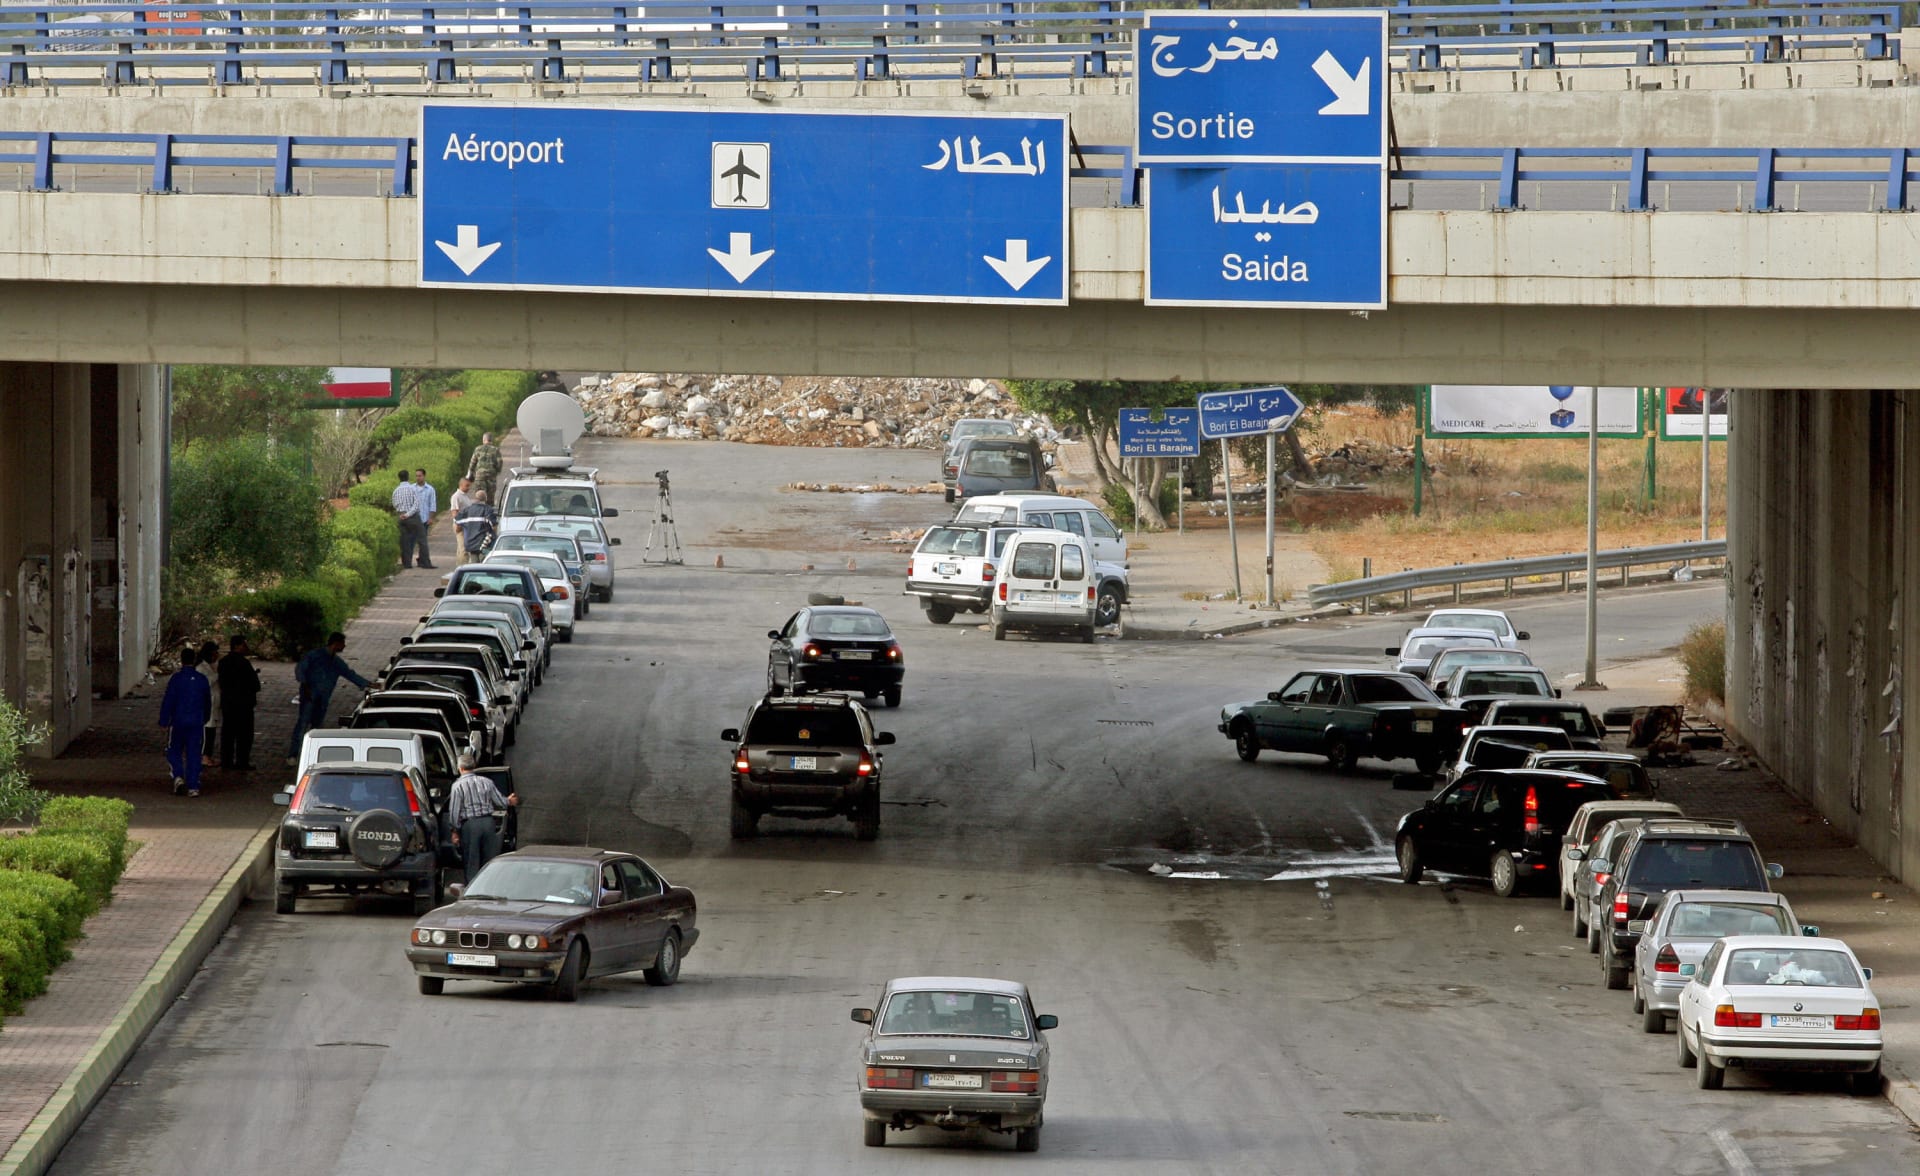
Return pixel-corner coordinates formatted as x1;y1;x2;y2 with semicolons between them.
1307;539;1728;609
0;0;1899;88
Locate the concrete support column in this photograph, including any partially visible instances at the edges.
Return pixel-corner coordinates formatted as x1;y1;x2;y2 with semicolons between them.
1725;389;1917;882
87;365;166;699
0;362;95;755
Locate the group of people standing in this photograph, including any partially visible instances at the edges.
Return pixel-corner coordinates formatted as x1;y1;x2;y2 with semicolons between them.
391;433;505;569
156;636;263;797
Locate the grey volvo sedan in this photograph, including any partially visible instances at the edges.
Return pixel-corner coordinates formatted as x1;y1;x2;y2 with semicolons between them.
852;976;1058;1151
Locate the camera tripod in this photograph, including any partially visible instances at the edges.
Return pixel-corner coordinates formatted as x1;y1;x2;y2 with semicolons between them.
643;470;684;565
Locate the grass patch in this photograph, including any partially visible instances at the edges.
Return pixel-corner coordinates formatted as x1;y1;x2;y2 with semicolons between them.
1678;621;1727;705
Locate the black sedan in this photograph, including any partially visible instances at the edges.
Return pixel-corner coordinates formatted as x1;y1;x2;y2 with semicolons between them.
406;847;697;1001
1219;668;1468;776
768;606;905;707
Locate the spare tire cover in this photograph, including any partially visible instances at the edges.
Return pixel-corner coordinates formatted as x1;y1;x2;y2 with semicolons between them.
347;808;410;869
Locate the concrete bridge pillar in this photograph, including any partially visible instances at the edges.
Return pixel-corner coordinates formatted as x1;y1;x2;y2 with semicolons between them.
0;362;163;757
1725;390;1919;883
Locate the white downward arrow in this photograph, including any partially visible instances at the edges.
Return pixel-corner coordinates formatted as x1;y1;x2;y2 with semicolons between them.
1311;50;1371;116
433;224;501;276
983;239;1052;292
707;232;774;284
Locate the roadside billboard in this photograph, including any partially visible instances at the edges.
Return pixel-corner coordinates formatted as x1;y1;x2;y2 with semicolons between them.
1656;387;1730;439
1424;386;1644;439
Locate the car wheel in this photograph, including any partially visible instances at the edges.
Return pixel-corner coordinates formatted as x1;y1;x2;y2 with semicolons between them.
1641;1000;1666;1034
412;887;436;917
418;975;444;996
944;488;955;504
1851;1063;1883;1096
1587;917;1601;954
557;627;573;643
864;1120;887;1148
1396;836;1424;884
1015;1126;1041;1153
644;930;682;987
1490;852;1519;898
1414;752;1442;776
1572;902;1587;938
730;794;759;840
1560;885;1573;912
601;586;613;603
1696;1046;1725;1090
1603;948;1629;990
854;795;881;842
1325;736;1355;774
504;722;517;748
274;883;296;915
883;686;902;709
766;664;780;699
925;602;955;625
1233;726;1260;763
1677;1019;1697;1068
1095;585;1121;627
1080;624;1096;644
552;940;585;1003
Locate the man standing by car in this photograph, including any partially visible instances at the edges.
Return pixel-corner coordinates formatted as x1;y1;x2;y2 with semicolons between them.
449;476;475;564
467;432;502;503
285;631;371;765
412;468;438;570
158;647;211;797
217;633;262;771
455;489;498;563
448;753;518;884
392;470;423;569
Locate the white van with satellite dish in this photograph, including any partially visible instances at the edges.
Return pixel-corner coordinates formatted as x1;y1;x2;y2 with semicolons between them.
499;390;619;519
952;492;1128;566
990;528;1098;643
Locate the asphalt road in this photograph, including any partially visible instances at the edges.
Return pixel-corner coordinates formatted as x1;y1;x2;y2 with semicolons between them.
53;438;1920;1175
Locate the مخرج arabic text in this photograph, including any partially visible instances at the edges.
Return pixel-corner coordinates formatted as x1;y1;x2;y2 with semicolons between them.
1222;253;1309;283
1147;112;1257;142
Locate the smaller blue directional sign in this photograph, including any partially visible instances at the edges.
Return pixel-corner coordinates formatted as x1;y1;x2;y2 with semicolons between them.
1146;164;1384;309
1118;407;1201;458
420;103;1067;304
1136;11;1388;165
1197;387;1305;440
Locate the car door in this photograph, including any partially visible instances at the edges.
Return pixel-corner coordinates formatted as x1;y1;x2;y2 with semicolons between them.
616;858;670;969
770;611;804;688
1420;774;1488;873
1257;672;1317;750
588;861;639;973
1084;509;1128;566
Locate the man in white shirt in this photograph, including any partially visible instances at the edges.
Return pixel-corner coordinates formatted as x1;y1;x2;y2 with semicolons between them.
449;477;475;564
390;471;423;568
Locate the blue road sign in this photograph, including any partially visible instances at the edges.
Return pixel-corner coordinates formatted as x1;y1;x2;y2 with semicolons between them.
1118;408;1201;458
1135;11;1387;165
419;103;1067;305
1146;163;1384;309
1197;387;1305;440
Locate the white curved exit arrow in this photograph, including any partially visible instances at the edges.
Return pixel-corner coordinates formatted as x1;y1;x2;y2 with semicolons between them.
1312;51;1371;116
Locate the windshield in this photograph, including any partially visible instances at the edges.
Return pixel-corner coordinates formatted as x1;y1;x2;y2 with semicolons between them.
1497;705;1598;735
879;990;1030;1039
1627;840;1765;890
1724;948;1861;988
1667;902;1794;939
1555;760;1653;798
489;554;566;580
951;420;1016;445
1428;613;1509;636
964;447;1036;478
1460;671;1550;696
918;527;987;557
1350;675;1438;704
953;503;1020;525
1409;635;1494;659
502;484;601;517
807;613;892;638
527;518;605;544
1435;650;1531;673
465;858;597;906
495;535;579;563
746;707;861;745
449;570;533;599
298;771;408;815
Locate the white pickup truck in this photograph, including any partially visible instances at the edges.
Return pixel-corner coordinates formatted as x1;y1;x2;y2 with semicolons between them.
905;522;1127;628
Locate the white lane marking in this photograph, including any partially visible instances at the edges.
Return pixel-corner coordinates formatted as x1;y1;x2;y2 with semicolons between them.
1710;1129;1760;1176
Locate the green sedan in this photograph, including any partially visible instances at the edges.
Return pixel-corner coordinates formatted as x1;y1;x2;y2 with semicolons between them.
1218;668;1470;776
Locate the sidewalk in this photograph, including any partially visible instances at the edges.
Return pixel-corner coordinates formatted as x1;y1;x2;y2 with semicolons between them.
0;486;486;1173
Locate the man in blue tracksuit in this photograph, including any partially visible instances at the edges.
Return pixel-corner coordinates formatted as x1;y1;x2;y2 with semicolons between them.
286;631;372;764
158;647;212;797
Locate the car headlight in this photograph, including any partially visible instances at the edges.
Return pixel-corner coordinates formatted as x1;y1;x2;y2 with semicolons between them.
430;929;448;946
506;934;523;949
524;934;546;950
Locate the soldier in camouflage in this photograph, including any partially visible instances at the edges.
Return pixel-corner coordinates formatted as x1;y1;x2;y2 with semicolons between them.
467;432;503;503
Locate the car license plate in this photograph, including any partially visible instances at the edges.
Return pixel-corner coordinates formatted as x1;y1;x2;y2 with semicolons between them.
1413;720;1433;733
839;650;872;660
790;756;818;771
303;830;338;849
921;1072;983;1090
935;562;958;576
1770;1014;1831;1029
1059;593;1078;603
446;952;496;967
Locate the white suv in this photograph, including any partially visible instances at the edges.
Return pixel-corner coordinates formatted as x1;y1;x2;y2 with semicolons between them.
499;467;618;521
907;523;1126;627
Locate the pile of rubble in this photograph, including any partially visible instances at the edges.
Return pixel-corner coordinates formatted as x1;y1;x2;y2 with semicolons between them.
1309;436;1418;477
574;372;1061;449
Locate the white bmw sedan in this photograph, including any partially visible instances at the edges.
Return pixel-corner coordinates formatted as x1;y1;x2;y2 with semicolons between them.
1675;935;1883;1093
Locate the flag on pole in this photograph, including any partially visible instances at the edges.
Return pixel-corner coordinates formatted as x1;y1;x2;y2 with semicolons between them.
322;367;393;401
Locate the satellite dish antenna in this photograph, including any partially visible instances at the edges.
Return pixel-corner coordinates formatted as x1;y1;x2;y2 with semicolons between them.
516;391;586;470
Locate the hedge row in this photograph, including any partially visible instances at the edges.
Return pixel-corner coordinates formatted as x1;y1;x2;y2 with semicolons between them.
217;371;538;653
0;797;134;1023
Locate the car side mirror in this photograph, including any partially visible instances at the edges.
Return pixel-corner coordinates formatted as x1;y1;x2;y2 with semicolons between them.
721;728;740;742
1627;919;1648;934
600;889;624;906
1383;647;1399;656
542;590;559;602
851;1008;875;1024
446;882;465;900
610;537;622;546
1679;963;1696;977
1516;631;1531;641
876;732;896;746
469;720;485;731
1590;860;1611;873
601;507;619;517
513;659;527;670
1267;691;1283;702
767;630;782;640
418;614;431;622
433;588;446;597
1862;966;1873;980
272;792;290;806
1766;863;1785;880
399;636;412;645
1801;924;1820;937
1566;848;1585;862
522;641;535;651
1035;1014;1058;1030
1552;688;1563;698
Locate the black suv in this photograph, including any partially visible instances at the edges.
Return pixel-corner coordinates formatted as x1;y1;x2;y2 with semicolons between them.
272;764;442;914
721;693;896;841
1594;818;1781;989
1396;768;1621;898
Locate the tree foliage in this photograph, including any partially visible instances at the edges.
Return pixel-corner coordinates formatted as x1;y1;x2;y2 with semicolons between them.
170;366;329;450
169;436;327;586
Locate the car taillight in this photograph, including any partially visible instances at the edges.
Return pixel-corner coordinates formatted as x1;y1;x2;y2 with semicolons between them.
1523;786;1540;835
885;644;901;662
591;552;606;562
907;560;914;577
469;706;482;718
866;1067;913;1090
1655;945;1680;974
997;582;1008;602
803;644;822;660
1613;894;1630;923
289;774;311;812
1593;872;1610;887
989;1071;1041;1093
401;777;423;816
956;481;965;496
550;584;569;599
1086;585;1096;602
1714;1005;1762;1028
1836;1010;1882;1031
530;602;546;624
857;753;874;776
982;562;995;582
734;748;750;773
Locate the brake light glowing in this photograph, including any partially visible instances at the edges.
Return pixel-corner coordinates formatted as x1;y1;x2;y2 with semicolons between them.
1835;1010;1881;1031
530;602;546;624
866;1067;913;1090
885;644;902;661
857;753;874;777
1594;872;1611;887
1714;1005;1762;1028
989;1071;1041;1094
469;706;482;718
734;748;750;773
803;644;822;660
1613;894;1630;923
1655;945;1680;974
1523;786;1540;835
997;582;1008;602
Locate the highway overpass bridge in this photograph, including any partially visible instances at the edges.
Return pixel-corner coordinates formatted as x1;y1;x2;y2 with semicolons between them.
3;2;1919;880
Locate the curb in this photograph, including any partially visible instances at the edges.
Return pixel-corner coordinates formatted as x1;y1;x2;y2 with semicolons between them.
0;822;278;1176
1885;1063;1920;1129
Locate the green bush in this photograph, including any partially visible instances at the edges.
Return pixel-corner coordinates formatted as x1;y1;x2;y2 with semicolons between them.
0;832;114;916
168;435;326;583
323;537;376;588
390;430;462;492
328;505;401;573
36;797;132;884
314;563;369;615
0;921;52;1014
0;700;49;824
218;580;343;658
347;477;401;513
368;406;445;455
1679;620;1727;705
0;870;84;949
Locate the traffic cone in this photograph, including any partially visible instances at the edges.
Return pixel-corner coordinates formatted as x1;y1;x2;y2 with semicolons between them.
714;554;725;568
